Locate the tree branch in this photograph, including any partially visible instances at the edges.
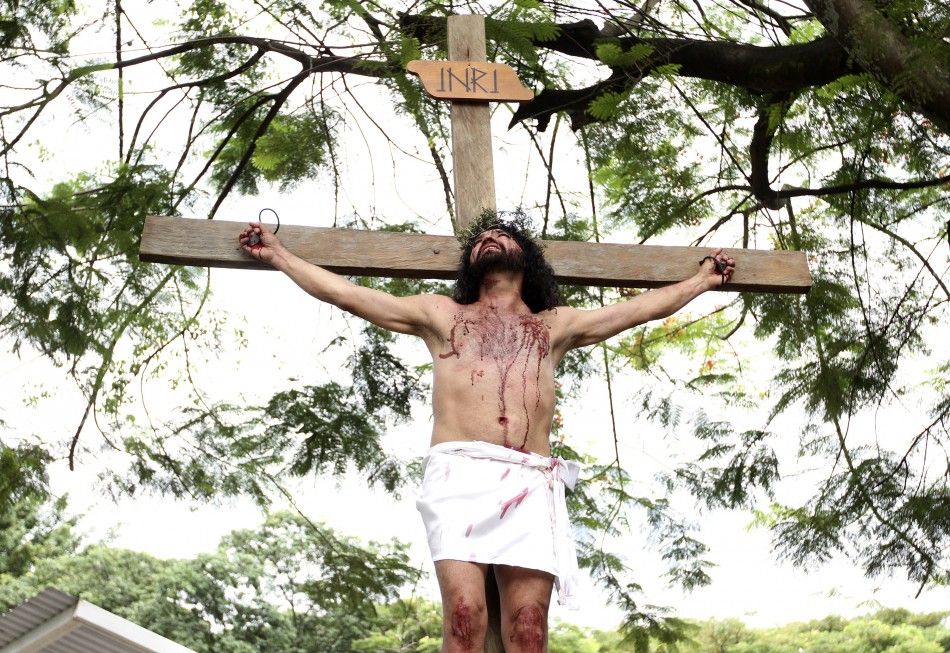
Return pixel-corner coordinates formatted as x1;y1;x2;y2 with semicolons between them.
125;48;267;162
208;70;310;218
401;14;857;130
1;36;396;158
805;0;950;132
776;174;950;200
750;104;788;210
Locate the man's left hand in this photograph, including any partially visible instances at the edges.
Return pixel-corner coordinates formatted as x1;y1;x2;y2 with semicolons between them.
698;248;735;289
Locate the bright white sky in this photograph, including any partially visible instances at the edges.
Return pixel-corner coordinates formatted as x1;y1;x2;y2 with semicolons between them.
2;1;947;632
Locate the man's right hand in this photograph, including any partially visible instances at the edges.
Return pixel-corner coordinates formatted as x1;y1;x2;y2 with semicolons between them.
239;221;286;266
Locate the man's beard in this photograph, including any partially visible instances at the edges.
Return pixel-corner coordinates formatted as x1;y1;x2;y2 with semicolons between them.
469;247;526;280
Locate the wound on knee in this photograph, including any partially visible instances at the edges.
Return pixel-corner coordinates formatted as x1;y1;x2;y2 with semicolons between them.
510;605;545;652
451;598;476;650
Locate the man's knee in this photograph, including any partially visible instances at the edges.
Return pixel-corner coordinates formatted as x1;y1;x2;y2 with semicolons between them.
508;602;547;651
445;595;488;651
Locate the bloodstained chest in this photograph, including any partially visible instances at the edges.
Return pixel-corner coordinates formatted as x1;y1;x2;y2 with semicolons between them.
438;307;552;450
438;307;551;368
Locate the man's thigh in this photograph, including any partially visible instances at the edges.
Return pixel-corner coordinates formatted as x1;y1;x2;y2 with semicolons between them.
494;564;554;652
434;560;490;652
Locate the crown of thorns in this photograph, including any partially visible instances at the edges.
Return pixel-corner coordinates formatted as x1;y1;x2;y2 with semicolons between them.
456;208;537;249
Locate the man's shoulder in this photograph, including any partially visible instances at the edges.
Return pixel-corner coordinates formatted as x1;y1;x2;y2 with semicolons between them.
537;304;576;322
537;305;584;345
417;293;460;309
414;293;464;324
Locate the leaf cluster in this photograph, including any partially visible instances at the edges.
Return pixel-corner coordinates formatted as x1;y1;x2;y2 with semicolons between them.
1;496;420;653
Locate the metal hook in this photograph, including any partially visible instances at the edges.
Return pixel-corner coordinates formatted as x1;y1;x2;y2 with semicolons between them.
259;207;280;234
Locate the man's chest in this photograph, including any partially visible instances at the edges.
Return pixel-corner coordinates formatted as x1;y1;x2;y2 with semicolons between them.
434;307;553;367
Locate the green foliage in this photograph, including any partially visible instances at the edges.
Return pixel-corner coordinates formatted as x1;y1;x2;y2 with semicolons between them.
0;0;948;638
595;42;654;68
677;611;950;653
487;10;560;76
260;323;424;492
349;325;428;421
0;165;196;361
5;490;950;653
588;90;629;122
0;442;79;578
1;499;421;653
267;381;391;478
616;311;735;375
351;599;443;652
179;0;238;36
557;438;707;648
251;112;336;189
0;0;76;52
770;457;950;588
585;79;705;240
673;417;779;510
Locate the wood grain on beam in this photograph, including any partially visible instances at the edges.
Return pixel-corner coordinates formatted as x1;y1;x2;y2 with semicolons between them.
447;14;496;234
140;216;812;293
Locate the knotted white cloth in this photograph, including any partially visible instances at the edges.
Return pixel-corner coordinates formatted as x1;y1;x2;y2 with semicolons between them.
416;440;582;608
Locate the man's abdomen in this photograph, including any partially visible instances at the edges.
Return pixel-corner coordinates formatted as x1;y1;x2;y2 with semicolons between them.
430;367;555;455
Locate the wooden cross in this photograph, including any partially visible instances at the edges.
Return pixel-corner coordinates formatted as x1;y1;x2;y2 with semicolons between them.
140;15;812;294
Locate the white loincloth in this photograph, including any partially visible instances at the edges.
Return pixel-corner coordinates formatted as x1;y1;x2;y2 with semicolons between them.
415;440;582;608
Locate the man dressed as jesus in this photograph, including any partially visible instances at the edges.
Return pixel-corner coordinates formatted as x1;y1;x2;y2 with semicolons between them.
239;212;735;652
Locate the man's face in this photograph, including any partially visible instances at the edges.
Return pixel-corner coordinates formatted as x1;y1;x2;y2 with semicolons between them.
469;228;524;267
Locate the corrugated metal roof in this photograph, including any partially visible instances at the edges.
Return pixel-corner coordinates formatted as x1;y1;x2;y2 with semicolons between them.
0;588;197;653
42;624;152;653
0;589;75;647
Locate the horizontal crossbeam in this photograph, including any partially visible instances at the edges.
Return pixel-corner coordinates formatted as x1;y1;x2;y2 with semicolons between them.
140;216;812;293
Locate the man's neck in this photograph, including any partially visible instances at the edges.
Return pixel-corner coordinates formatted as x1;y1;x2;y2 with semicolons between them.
477;270;526;312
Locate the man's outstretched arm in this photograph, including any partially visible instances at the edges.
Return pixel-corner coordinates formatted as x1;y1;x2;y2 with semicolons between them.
239;222;432;336
559;249;735;349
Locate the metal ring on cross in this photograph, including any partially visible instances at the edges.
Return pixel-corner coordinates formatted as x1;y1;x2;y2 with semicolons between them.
259;207;280;234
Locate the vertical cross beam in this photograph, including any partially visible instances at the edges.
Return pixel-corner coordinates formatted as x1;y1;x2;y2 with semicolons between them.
447;15;496;235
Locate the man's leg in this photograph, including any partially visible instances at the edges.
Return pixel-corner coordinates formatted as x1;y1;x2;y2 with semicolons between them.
494;564;554;653
434;559;490;652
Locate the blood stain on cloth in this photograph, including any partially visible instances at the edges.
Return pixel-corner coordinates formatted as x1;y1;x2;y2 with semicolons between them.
500;468;510;481
499;487;529;519
465;524;473;537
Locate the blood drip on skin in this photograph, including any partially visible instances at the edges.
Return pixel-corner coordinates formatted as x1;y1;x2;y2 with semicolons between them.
441;308;551;452
439;314;477;360
500;487;529;519
510;605;545;653
451;599;476;650
517;315;551;450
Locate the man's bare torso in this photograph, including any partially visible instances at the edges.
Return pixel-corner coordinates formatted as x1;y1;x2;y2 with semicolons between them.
238;221;730;458
418;295;569;456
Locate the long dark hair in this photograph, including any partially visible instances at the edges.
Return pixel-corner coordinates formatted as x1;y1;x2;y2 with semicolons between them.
453;210;561;313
